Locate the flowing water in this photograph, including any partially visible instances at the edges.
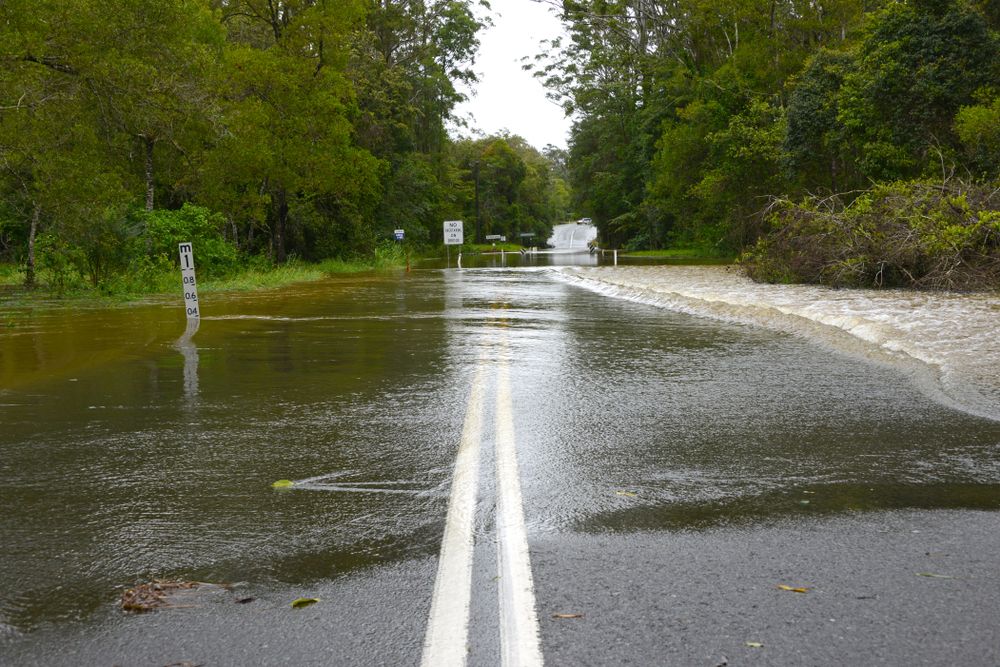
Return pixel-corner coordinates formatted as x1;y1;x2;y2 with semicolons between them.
1;260;998;664
558;265;1000;422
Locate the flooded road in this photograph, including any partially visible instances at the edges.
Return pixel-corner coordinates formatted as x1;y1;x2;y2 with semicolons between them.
2;263;999;665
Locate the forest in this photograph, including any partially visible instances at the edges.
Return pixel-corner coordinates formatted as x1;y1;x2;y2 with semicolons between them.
537;0;1000;287
0;0;569;292
2;0;999;293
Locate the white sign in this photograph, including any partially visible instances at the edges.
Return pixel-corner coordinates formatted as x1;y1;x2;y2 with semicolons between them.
443;220;464;246
485;234;502;241
394;229;405;241
178;242;200;319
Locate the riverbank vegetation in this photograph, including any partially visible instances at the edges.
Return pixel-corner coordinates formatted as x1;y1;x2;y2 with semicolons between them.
0;1;569;297
744;180;1000;288
533;0;1000;288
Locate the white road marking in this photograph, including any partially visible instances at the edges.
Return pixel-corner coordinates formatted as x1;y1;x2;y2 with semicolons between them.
420;352;544;666
495;361;545;667
421;363;487;667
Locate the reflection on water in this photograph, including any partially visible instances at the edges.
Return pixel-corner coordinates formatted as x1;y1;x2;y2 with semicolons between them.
439;248;600;270
174;317;200;402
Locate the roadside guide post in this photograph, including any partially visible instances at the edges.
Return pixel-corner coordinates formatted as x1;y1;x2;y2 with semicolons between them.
443;220;463;268
394;229;410;272
178;242;200;319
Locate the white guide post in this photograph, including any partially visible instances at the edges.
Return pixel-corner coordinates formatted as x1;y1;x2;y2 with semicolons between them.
178;242;200;319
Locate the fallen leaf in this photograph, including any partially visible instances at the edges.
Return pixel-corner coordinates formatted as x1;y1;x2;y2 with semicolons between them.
745;641;764;649
235;597;255;604
916;572;955;579
777;584;809;593
615;491;638;497
272;479;295;489
552;613;584;619
291;597;320;608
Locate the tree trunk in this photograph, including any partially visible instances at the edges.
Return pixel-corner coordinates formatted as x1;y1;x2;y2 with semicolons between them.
143;135;155;211
274;189;288;263
25;203;39;288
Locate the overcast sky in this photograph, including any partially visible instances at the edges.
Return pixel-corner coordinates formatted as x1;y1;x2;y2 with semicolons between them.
451;1;572;150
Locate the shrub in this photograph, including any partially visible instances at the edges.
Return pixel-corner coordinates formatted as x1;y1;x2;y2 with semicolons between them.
142;204;238;277
742;180;1000;290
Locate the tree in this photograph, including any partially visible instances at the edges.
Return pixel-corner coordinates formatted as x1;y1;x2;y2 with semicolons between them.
784;49;859;192
837;0;1000;180
207;0;382;261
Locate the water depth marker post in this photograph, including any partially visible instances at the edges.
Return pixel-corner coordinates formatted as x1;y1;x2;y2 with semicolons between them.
178;242;200;319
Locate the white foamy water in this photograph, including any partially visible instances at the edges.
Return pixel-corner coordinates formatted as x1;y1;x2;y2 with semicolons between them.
558;265;1000;422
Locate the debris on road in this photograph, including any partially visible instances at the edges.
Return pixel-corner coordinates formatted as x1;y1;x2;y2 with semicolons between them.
777;584;810;593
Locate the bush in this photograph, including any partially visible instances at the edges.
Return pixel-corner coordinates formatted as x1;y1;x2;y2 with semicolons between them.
142;204;238;277
35;232;88;292
742;180;1000;289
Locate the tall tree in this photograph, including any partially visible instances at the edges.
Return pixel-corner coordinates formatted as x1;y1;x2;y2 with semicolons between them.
207;0;382;261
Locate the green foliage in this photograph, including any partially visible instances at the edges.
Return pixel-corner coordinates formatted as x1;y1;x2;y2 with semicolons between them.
536;0;1000;270
784;50;859;191
34;232;86;293
142;205;238;276
836;1;1000;180
0;0;496;292
955;90;1000;178
448;134;565;244
743;181;1000;289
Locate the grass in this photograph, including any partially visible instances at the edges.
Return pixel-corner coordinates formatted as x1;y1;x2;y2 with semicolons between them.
0;263;24;286
0;252;409;309
200;262;327;292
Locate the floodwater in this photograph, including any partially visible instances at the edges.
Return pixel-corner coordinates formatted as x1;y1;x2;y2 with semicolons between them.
1;258;999;664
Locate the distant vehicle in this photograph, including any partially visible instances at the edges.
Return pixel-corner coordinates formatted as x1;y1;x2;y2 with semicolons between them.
579;217;593;225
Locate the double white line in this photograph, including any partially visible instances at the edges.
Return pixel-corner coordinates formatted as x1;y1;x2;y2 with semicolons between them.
421;359;544;667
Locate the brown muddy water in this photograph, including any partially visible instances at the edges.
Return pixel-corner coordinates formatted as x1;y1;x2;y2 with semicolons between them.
1;258;999;660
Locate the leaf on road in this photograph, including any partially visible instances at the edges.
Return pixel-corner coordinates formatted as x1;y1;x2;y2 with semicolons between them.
272;479;295;489
916;572;955;579
745;641;764;648
615;490;638;497
552;613;584;619
291;597;320;608
777;584;809;593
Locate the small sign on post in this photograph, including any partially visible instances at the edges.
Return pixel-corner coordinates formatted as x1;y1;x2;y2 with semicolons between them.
443;221;463;268
394;229;405;241
443;220;464;245
178;242;200;319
